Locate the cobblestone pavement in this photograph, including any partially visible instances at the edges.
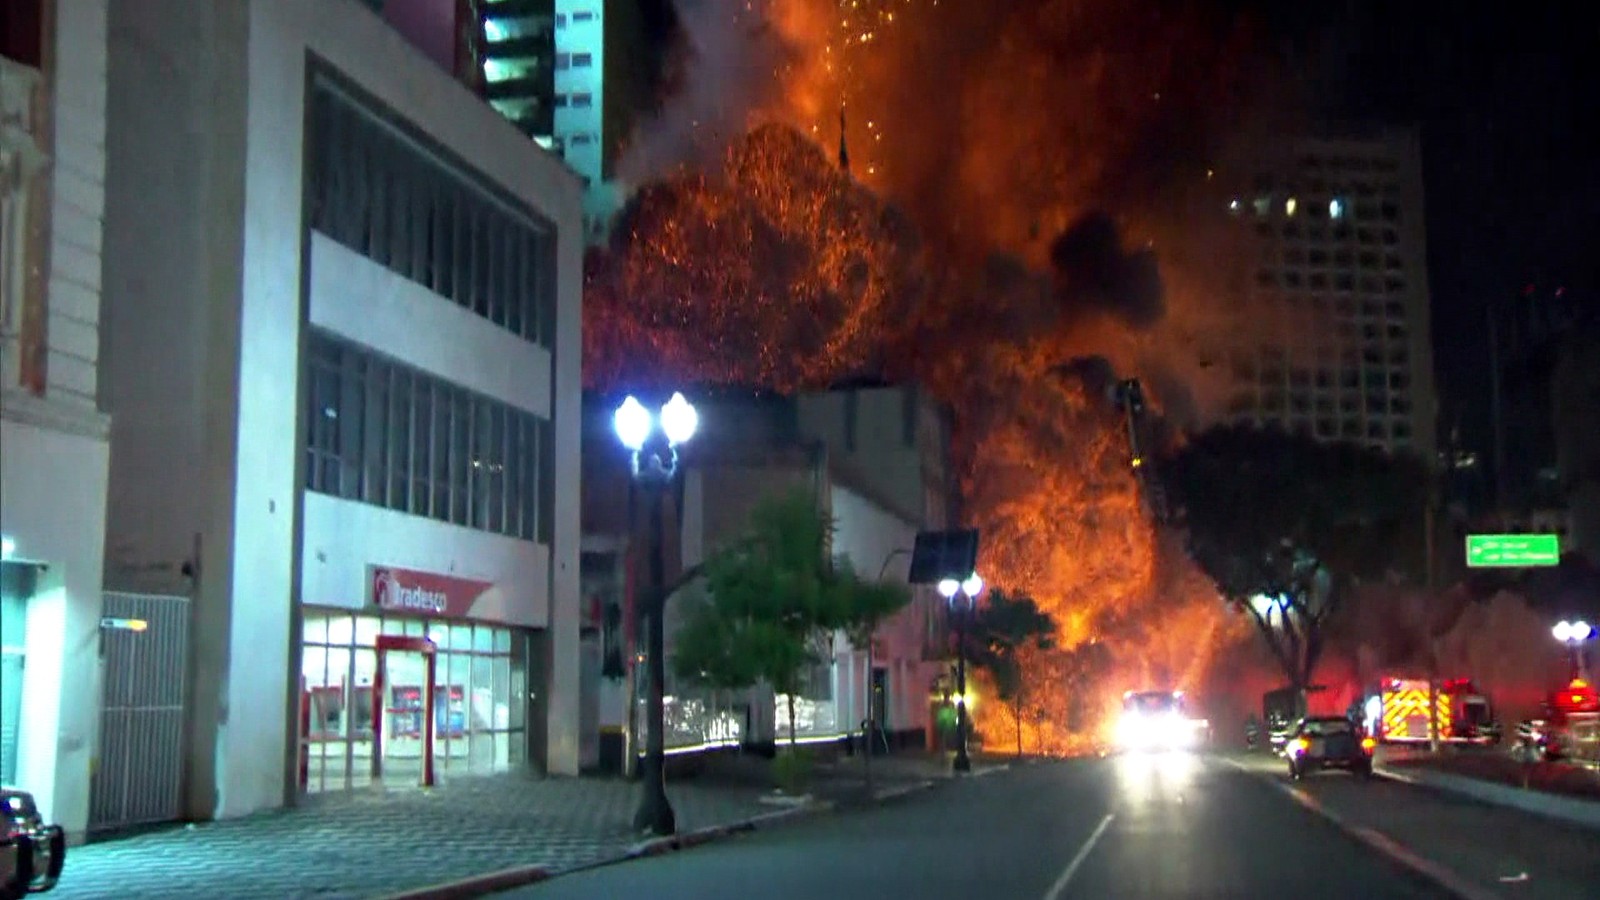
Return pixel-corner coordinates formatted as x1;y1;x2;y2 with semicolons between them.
49;774;777;900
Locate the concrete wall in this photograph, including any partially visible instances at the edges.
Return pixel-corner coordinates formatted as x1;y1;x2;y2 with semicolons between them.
797;385;951;529
829;485;939;735
0;419;108;837
101;0;583;821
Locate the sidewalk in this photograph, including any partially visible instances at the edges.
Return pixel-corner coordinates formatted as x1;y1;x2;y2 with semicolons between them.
47;773;783;900
47;751;992;900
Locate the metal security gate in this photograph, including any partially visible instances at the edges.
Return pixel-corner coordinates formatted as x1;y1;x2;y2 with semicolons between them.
90;592;189;832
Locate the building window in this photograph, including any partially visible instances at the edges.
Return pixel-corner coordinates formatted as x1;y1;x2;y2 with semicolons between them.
0;0;42;67
573;11;596;22
307;77;557;347
305;330;552;543
299;612;527;794
570;92;594;108
572;52;593;68
554;53;570;70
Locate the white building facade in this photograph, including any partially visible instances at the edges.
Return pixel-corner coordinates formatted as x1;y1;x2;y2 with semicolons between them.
99;0;583;825
0;0;114;840
1215;130;1439;458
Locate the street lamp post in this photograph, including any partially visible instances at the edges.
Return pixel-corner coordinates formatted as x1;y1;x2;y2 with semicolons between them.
614;392;699;836
1553;620;1595;681
938;572;984;773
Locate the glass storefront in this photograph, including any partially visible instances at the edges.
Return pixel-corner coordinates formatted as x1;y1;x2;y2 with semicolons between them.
0;563;34;786
299;609;528;793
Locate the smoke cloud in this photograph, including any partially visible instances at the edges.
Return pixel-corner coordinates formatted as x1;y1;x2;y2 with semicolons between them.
1049;213;1165;330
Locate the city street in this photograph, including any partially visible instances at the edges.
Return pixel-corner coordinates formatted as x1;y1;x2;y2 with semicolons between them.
502;753;1445;899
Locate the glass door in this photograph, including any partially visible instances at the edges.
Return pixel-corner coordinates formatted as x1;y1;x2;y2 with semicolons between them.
0;564;31;786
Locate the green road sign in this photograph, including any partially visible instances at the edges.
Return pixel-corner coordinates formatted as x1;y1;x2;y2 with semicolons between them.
1464;533;1561;568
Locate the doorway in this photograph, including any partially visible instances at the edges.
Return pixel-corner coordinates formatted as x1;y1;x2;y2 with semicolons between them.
870;667;889;755
0;563;33;786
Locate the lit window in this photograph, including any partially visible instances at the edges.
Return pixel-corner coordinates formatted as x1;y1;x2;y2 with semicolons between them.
1229;199;1241;213
1285;197;1298;217
1329;198;1344;219
1253;196;1271;217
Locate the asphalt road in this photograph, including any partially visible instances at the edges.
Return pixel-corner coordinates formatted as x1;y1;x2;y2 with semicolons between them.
499;752;1445;900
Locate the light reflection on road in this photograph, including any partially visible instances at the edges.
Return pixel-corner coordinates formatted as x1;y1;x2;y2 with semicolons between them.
1112;750;1200;809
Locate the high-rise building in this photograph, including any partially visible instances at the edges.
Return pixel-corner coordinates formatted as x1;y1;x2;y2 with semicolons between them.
379;1;647;243
1213;129;1438;459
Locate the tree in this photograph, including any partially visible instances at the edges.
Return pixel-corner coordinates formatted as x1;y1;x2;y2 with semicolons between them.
671;488;911;753
1158;423;1427;696
964;589;1057;757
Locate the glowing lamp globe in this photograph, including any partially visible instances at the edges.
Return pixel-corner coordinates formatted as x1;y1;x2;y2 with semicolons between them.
660;392;699;446
613;396;652;452
962;573;985;598
937;578;960;599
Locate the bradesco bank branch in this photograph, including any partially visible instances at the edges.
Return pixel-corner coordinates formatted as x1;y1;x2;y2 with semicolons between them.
299;563;537;794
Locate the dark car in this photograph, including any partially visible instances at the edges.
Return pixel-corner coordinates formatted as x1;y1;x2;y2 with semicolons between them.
1;787;65;897
1285;716;1375;779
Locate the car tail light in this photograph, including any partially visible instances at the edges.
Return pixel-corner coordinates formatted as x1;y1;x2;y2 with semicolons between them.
1361;737;1376;753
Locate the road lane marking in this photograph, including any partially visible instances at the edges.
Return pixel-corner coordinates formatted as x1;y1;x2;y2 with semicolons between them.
1262;770;1500;900
1041;813;1114;900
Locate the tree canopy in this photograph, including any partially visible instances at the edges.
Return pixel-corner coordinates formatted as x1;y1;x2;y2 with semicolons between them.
1158;423;1429;690
671;488;912;745
963;589;1057;756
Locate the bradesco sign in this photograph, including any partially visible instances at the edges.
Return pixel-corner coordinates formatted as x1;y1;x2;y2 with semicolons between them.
370;565;494;618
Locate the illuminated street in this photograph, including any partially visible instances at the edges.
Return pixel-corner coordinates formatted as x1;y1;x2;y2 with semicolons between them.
501;755;1444;899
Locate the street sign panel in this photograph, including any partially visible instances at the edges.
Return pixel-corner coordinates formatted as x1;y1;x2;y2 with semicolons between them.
908;529;980;585
1464;533;1560;568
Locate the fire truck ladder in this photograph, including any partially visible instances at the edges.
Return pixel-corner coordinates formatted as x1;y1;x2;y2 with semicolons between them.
1116;378;1171;524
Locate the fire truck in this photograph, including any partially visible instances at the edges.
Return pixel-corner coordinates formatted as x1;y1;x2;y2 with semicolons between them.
1542;676;1600;763
1369;676;1499;745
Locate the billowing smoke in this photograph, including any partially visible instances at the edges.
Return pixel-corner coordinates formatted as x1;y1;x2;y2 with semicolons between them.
592;0;1316;751
1050;213;1165;331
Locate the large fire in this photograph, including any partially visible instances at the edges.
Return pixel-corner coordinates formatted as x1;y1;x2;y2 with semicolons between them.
590;0;1288;751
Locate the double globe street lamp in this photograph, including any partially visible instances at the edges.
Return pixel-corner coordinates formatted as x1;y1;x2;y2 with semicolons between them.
613;392;699;836
938;572;984;773
1553;619;1595;680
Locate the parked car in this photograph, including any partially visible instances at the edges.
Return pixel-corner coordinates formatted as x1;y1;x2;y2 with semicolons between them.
1;787;65;897
1285;716;1375;780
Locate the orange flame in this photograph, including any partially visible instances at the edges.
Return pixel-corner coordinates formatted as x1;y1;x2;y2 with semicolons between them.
590;0;1277;751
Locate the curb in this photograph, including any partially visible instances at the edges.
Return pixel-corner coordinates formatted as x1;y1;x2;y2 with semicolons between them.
1218;757;1493;900
375;865;553;900
626;800;836;859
